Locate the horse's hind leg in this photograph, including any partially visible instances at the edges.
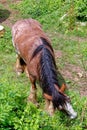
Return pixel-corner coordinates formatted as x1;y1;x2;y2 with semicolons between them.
15;55;26;76
28;75;38;106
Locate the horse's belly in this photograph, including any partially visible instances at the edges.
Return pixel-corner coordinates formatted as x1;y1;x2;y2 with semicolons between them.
27;54;41;80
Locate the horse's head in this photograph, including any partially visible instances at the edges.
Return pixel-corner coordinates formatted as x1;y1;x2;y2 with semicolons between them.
63;101;77;119
58;97;77;119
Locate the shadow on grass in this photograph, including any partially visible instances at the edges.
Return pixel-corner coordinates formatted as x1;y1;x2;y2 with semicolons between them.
0;9;10;23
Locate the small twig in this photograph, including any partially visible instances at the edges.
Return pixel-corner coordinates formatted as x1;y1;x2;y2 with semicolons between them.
59;13;68;21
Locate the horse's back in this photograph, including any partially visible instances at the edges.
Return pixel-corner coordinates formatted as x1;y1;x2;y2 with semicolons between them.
12;18;42;41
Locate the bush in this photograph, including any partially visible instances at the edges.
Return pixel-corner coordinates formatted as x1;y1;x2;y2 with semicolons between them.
75;0;87;21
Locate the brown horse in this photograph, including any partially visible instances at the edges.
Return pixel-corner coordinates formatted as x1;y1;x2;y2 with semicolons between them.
12;18;77;119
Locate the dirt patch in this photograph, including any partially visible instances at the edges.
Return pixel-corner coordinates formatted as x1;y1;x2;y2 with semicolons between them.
61;63;87;96
48;31;87;43
54;50;63;58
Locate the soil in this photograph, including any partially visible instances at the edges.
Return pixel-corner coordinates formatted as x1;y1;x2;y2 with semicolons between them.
0;0;87;96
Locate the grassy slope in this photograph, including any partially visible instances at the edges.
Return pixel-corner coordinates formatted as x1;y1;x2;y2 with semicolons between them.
0;1;87;130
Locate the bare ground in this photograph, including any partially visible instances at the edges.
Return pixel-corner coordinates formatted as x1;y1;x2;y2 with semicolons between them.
0;0;87;96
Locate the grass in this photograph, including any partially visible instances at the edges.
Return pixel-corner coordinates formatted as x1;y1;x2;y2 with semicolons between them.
0;1;87;130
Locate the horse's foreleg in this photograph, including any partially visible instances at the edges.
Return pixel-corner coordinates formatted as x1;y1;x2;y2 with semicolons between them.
15;55;25;75
48;101;55;116
45;99;50;110
28;75;38;106
24;66;29;78
44;94;54;115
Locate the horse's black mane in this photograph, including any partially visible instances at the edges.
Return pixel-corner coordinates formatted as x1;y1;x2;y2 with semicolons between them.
31;37;67;108
40;37;54;52
31;37;54;59
40;47;58;94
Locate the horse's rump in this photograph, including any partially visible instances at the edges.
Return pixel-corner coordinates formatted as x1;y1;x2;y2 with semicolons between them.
12;19;50;62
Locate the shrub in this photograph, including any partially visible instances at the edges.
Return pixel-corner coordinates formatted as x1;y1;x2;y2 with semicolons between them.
75;0;87;21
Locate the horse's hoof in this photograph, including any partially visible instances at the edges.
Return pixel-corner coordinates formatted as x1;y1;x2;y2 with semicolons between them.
28;97;39;107
34;102;39;107
16;71;22;76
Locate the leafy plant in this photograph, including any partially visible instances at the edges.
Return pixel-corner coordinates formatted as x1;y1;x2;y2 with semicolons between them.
75;0;87;21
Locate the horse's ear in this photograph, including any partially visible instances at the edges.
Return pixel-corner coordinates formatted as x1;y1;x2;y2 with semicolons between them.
60;84;66;93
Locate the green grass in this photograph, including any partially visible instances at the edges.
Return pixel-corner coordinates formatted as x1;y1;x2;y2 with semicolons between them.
0;0;87;130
